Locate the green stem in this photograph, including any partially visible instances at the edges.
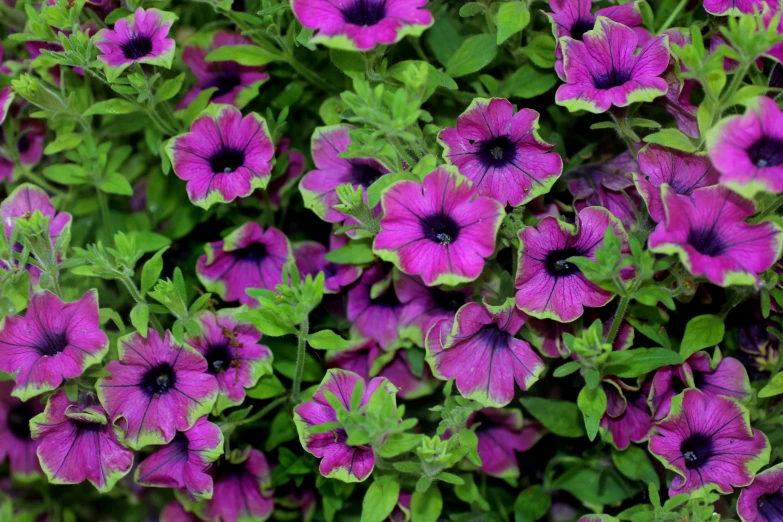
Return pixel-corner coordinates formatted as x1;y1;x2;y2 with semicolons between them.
657;0;688;34
606;293;632;345
753;193;783;223
120;275;165;333
18;165;62;194
291;315;310;404
235;396;287;426
95;186;113;242
391;137;418;167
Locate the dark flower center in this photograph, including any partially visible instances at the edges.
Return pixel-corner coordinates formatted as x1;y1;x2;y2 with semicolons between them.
349;161;385;188
207;72;243;100
371;289;402;308
593;68;632;90
121;35;153;60
421;213;461;246
205;343;235;374
232;242;268;263
140;363;177;397
340;0;387;26
17;135;30;154
747;136;783;168
209;147;246;174
477;135;518;169
73;420;103;433
570;18;595;40
431;288;465;312
544;247;582;277
7;403;35;440
324;263;338;278
688;227;725;257
477;323;512;350
35;330;69;357
680;432;714;470
757;491;783;521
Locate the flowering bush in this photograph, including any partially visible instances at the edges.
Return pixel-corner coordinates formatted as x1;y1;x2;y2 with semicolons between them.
5;1;783;522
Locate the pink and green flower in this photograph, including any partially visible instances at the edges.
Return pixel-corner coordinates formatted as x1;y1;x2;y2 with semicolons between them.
203;450;274;522
94;8;177;75
737;462;783;522
469;408;544;479
0;381;42;479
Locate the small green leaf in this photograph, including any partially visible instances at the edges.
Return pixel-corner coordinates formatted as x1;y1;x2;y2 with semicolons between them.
411;486;442;522
42;164;88;184
306;330;353;350
577;385;606;441
130;303;149;337
141;247;168;295
205;45;278;66
83;99;138;116
514;485;551;522
446;34;498;78
603;348;682;378
324;239;376;265
154;73;185;104
680;314;724;359
360;477;400;522
496;2;530;45
643;128;697;152
44;133;81;154
99;173;133;196
759;372;783;398
520;397;585;438
611;446;659;489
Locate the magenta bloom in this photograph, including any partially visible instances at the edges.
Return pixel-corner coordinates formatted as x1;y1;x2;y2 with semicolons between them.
294;235;362;294
186;311;273;414
515;207;629;322
161;502;201;522
374;167;505;287
167;104;274;209
426;300;545;408
0;120;47;182
0;382;42;479
135;416;223;500
649;186;783;286
197;223;292;307
738;462;783;522
327;339;382;381
299;125;389;230
204;450;274;522
291;0;433;51
527;318;573;358
0;87;13;125
294;369;396;482
649;352;751;422
600;379;653;450
268;137;306;208
556;17;669;113
378;349;438;399
346;265;405;350
438;98;562;207
30;390;134;492
96;330;218;450
707;97;783;198
0;290;108;401
179;31;269;109
633;146;718;222
94;8;177;74
469;408;543;479
705;0;768;14
546;0;646;79
395;272;471;345
649;389;769;496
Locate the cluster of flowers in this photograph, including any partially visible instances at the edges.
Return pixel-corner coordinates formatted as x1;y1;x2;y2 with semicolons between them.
3;0;783;521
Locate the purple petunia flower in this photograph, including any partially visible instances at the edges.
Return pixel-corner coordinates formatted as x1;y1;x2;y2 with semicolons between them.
134;415;223;500
299;125;389;232
469;408;543;479
377;349;438;399
633;146;718;223
374;167;505;287
0;290;108;401
326;338;382;381
395;271;471;346
30;390;134;492
346;264;405;350
0;87;13;125
527;318;573;358
268;137;306;209
425;299;545;408
0;382;42;479
0;120;47;182
649;351;751;422
648;185;783;286
96;330;218;450
197;223;292;307
737;462;783;522
704;0;769;15
556;17;669;114
1;183;72;284
649;389;769;496
185;311;273;414
291;0;433;51
600;379;653;450
515;207;630;323
179;31;269;109
94;8;177;74
707;97;783;198
294;369;396;482
204;450;274;522
294;234;362;294
438;98;563;207
546;0;647;79
167;104;274;209
161;501;201;522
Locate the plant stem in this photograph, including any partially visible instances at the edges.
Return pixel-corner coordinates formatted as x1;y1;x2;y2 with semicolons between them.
291;315;310;404
658;0;688;34
95;186;113;242
606;294;632;345
754;193;783;223
391;137;418;167
235;396;287;426
120;275;164;333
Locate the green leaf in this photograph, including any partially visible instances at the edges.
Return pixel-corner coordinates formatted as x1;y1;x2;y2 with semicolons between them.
499;64;557;99
44;133;81;154
42;164;87;184
459;2;483;17
680;314;724;359
99;173;133;196
611;446;659;489
154;73;185;104
367;172;420;208
603;348;682;378
759;372;783;398
520;397;585;438
514;485;551;522
83;99;138;116
179;87;216;127
378;433;423;458
247;374;286;400
324;239;376;265
553;360;581;377
141;247;167;295
360;477;400;522
643;128;697;153
130;303;149;337
411;486;442;522
446;34;498;78
557;467;640;505
496;2;530;44
307;329;353;350
520;35;556;68
577;385;606;441
205;45;278;66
